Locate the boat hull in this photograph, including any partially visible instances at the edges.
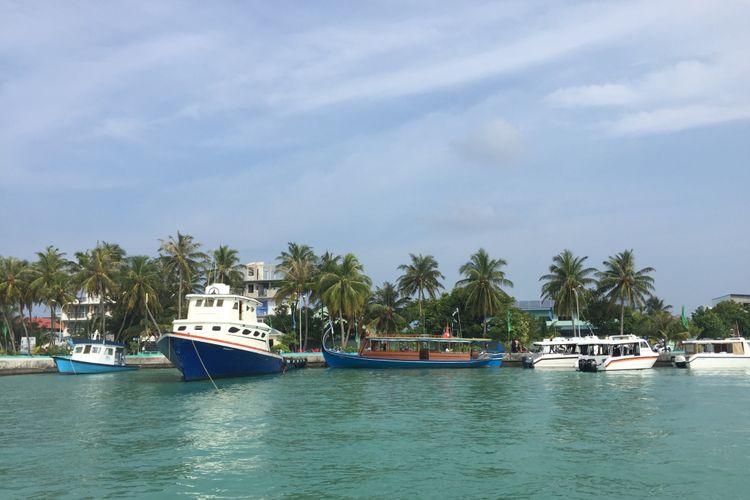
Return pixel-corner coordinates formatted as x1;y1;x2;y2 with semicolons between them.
157;333;285;381
530;354;579;369
685;354;750;369
53;356;138;374
322;349;500;368
579;355;657;371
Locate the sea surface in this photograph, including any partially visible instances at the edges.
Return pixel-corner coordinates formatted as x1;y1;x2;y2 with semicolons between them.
1;366;749;499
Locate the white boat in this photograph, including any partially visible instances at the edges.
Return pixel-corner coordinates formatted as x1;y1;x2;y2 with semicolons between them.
521;336;599;369
675;337;750;369
577;335;658;372
156;283;286;381
53;340;137;374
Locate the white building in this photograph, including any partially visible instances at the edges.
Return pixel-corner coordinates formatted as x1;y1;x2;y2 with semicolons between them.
60;292;113;338
712;294;750;307
243;262;283;317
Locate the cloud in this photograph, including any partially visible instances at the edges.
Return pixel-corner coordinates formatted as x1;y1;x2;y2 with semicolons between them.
609;104;750;135
454;119;523;167
546;83;637;107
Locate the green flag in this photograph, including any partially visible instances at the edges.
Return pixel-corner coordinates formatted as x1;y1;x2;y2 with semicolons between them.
507;310;513;333
681;306;689;329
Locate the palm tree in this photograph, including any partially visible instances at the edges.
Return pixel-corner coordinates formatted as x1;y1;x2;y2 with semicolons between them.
645;296;672;314
159;232;206;319
276;243;316;351
367;282;407;334
211;245;243;288
0;257;30;352
319;253;372;348
456;248;514;336
540;250;597;337
597;249;655;335
397;254;444;333
30;246;70;343
118;256;162;344
75;245;123;338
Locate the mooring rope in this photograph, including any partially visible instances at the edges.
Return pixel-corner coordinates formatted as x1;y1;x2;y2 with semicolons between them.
191;338;219;392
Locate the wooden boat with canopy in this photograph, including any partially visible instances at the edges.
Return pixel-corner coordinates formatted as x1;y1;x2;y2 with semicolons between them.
321;330;502;368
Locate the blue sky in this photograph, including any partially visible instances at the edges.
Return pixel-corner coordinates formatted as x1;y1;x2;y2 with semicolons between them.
2;0;749;312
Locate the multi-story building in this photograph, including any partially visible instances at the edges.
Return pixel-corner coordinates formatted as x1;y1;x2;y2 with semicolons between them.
515;299;596;335
712;294;750;307
243;262;283;318
60;292;113;338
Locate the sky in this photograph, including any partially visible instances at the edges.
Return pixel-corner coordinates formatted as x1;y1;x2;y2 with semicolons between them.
2;0;749;313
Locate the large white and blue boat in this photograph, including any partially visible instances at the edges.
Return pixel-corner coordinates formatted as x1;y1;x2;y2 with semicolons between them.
157;283;285;381
53;339;138;374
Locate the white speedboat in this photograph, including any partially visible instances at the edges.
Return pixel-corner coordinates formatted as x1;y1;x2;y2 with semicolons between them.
521;336;599;369
577;335;658;372
674;337;750;369
157;283;286;381
53;340;137;374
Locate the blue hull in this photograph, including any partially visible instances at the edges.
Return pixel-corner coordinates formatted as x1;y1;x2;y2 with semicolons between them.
322;349;501;368
53;357;138;374
157;334;285;381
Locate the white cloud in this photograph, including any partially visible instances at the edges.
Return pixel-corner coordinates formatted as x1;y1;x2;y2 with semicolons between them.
546;83;637;107
454;119;523;167
610;104;750;135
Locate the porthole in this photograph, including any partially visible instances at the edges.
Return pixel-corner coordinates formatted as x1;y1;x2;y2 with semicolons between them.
228;327;239;333
195;325;203;331
253;331;260;337
261;333;266;338
242;329;251;335
212;326;221;331
178;326;187;331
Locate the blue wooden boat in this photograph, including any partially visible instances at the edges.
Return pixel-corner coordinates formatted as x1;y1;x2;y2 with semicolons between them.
322;331;502;368
53;340;138;374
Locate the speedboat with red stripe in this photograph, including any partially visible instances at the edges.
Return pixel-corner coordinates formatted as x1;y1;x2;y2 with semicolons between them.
157;283;285;381
577;335;658;372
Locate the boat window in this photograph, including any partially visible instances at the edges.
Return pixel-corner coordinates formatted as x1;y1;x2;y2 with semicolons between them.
242;329;251;335
92;346;101;354
178;326;187;331
195;325;203;331
734;343;744;355
106;348;113;356
74;346;84;353
228;327;240;333
196;299;203;307
83;345;92;354
246;305;250;311
206;299;214;307
216;299;224;307
232;302;239;310
253;331;260;337
212;326;221;331
261;333;266;338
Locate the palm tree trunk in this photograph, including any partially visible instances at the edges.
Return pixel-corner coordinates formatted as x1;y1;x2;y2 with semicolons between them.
620;304;625;335
178;270;183;319
571;304;577;339
303;296;309;352
19;305;30;354
418;290;424;334
2;310;16;353
339;310;346;348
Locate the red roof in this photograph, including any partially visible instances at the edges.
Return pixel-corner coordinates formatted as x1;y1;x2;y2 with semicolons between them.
28;317;62;329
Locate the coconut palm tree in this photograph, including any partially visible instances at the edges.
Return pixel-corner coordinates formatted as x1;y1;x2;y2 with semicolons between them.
117;256;162;343
276;243;316;351
456;248;514;336
210;245;243;288
0;257;31;352
597;249;655;335
75;245;123;338
367;281;407;334
645;296;672;314
30;246;71;343
159;232;207;319
319;253;372;348
540;250;597;337
397;254;444;333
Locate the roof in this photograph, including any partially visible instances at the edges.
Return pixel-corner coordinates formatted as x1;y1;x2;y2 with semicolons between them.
367;336;491;343
683;337;747;344
72;339;125;347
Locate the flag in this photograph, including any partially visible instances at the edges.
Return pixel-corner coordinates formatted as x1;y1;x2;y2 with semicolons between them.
507;310;513;333
681;306;688;329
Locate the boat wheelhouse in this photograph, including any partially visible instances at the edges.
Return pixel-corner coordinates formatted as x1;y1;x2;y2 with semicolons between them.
53;339;137;374
674;337;750;369
577;335;657;372
521;336;599;369
157;283;286;381
322;332;502;368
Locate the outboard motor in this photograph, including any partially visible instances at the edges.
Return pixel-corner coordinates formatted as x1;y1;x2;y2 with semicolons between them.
578;358;599;372
521;355;535;369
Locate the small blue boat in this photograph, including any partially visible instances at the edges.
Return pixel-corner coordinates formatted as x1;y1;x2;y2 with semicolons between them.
322;331;502;369
53;340;138;374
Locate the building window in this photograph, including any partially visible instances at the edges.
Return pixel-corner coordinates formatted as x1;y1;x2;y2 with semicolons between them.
248;285;255;293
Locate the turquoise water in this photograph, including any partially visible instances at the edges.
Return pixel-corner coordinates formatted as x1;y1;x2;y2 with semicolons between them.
1;368;749;499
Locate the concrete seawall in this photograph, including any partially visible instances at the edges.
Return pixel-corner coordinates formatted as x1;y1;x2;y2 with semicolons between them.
0;354;174;375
